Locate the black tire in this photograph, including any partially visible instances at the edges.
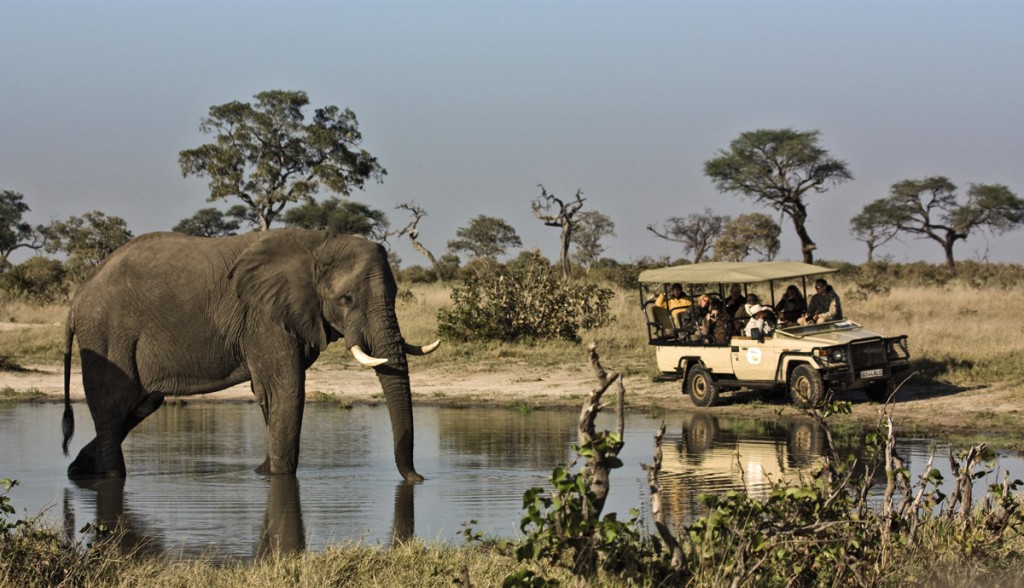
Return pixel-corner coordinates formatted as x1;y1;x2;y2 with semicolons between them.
863;379;894;403
686;365;719;407
789;364;825;408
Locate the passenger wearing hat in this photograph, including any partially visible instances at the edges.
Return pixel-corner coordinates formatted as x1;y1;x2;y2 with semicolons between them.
743;304;776;338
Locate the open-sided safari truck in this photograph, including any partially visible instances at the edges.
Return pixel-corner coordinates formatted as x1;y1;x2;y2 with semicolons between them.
639;261;910;408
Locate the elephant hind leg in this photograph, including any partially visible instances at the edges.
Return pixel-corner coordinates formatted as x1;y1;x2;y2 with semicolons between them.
69;392;165;479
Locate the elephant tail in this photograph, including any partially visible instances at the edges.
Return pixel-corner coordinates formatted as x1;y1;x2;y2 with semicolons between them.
61;316;74;457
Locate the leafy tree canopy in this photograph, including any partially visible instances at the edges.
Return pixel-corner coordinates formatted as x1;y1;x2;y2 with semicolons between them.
447;215;522;261
0;190;43;260
704;128;852;263
862;176;1024;270
570;210;615;272
713;213;781;262
41;211;133;282
172;207;243;237
178;90;386;231
283;197;389;241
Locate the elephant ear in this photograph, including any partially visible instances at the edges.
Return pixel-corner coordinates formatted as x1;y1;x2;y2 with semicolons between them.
229;230;329;350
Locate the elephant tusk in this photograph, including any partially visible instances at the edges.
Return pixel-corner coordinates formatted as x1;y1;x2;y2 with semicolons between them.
404;339;441;356
350;345;388;367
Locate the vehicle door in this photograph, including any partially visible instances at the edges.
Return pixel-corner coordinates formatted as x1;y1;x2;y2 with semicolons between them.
730;337;778;382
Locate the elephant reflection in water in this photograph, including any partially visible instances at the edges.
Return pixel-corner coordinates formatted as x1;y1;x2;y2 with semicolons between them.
65;477;417;558
60;229;439;481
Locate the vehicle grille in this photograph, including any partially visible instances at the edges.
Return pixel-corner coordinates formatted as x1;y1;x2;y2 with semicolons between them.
851;340;886;369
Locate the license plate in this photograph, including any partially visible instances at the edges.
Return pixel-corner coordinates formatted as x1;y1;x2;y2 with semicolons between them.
860;368;884;379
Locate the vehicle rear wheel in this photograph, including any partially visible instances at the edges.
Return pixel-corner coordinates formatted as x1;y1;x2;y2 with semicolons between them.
789;364;824;408
686;365;719;407
863;379;894;403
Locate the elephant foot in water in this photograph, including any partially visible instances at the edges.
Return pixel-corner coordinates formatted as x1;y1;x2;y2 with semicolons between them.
67;439;126;479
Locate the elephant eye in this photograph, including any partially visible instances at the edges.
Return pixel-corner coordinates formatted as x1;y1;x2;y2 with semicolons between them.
337;293;354;306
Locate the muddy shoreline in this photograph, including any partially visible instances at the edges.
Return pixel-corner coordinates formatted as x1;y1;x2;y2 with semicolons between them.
4;361;1022;449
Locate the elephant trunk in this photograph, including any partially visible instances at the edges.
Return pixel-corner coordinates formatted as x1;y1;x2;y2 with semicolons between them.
356;295;422;482
376;362;422;481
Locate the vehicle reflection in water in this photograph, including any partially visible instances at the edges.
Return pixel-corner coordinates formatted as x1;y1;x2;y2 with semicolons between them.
656;413;828;528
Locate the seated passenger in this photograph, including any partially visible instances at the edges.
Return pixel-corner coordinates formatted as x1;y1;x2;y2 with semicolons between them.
734;293;761;332
704;299;732;345
743;304;776;338
723;284;744;319
651;283;692;328
775;284;807;325
800;278;843;325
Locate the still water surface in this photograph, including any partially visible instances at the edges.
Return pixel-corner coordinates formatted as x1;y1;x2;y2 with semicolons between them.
2;402;1020;559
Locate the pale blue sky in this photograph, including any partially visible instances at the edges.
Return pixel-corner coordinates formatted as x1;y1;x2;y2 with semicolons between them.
2;1;1022;266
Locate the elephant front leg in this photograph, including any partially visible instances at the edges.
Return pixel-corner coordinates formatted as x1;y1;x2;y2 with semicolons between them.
251;375;305;476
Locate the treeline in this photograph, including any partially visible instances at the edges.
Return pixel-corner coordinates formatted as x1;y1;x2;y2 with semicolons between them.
4;90;1023;305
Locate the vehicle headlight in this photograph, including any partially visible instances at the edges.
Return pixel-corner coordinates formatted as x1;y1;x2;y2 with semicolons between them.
831;349;845;362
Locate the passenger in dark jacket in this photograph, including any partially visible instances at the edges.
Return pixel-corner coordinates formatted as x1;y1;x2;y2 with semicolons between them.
775;284;807;325
802;279;843;324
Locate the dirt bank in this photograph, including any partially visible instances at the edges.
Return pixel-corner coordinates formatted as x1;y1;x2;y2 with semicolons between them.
3;360;1022;447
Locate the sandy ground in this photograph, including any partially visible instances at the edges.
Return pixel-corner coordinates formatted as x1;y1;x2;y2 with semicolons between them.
3;354;1022;444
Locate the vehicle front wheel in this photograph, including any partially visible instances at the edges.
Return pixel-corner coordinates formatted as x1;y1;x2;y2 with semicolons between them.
863;379;894;403
686;365;720;407
789;364;825;408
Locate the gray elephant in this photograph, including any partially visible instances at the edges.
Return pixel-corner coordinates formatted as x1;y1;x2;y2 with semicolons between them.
61;229;438;481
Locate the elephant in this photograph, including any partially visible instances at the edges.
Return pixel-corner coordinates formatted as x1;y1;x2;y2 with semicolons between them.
61;228;438;481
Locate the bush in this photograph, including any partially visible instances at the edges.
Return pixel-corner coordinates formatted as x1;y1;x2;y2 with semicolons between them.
437;257;614;342
0;257;68;303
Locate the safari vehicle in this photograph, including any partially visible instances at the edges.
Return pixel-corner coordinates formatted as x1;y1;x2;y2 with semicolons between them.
640;261;910;408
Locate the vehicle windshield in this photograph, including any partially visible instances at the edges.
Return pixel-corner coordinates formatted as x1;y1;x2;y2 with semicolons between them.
777;320;857;336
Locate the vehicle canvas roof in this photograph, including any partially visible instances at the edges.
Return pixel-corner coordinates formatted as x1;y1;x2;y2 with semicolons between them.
638;261;837;285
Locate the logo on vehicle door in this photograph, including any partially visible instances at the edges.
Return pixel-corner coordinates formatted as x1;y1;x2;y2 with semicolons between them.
746;347;762;364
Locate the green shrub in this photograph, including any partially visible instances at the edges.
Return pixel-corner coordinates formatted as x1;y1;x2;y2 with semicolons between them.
437;258;614;342
0;257;68;303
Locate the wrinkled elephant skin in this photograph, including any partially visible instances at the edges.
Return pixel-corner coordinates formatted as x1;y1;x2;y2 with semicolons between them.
62;229;436;481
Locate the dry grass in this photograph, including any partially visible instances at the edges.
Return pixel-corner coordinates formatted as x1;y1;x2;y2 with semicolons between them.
0;280;1021;387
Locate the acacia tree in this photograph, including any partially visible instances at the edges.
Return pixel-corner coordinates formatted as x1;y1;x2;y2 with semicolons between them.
283;197;389;241
41;211;133;282
713;213;781;262
704;128;853;263
0;190;44;260
849;200;901;263
570;210;615;272
395;202;444;283
172;207;243;237
647;208;727;263
860;177;1024;270
531;186;586;279
447;215;522;262
178;90;386;231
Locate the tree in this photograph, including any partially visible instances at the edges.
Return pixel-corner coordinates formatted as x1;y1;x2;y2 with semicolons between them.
864;177;1024;270
41;211;133;281
447;215;522;261
283;197;389;241
172;207;243;237
704;128;853;263
713;213;781;262
570;210;615;273
0;190;44;260
647;208;728;263
531;186;586;279
849;199;901;263
395;202;444;283
178;90;386;231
